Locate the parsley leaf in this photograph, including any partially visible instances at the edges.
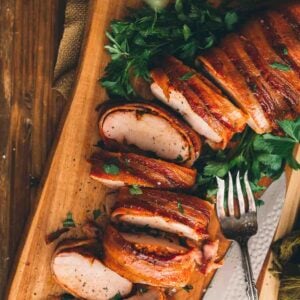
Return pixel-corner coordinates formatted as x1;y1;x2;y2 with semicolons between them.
129;185;143;195
93;209;102;220
255;199;265;207
63;212;75;228
110;292;122;300
61;294;75;300
180;71;195;81
270;62;291;71
224;11;238;30
177;200;184;214
183;284;193;292
103;163;120;175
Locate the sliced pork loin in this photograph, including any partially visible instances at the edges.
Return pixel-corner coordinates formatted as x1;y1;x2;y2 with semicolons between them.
98;102;201;166
51;239;132;300
89;150;196;190
111;188;213;242
102;225;200;287
197;2;300;134
151;56;247;149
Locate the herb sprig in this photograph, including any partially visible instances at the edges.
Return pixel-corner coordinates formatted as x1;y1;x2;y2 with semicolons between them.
101;0;239;98
196;119;300;200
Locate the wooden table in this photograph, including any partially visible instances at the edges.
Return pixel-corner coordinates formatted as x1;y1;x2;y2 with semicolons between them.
0;1;66;297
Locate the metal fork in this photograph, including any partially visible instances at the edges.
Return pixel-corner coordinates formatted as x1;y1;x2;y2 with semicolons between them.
216;171;259;300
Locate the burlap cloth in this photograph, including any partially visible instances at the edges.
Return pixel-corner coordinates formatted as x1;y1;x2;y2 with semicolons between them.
53;0;89;99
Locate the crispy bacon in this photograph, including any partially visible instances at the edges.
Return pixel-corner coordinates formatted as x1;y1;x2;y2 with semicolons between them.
111;188;213;242
151;56;247;149
197;3;300;134
98;102;201;166
89;150;196;190
102;225;199;287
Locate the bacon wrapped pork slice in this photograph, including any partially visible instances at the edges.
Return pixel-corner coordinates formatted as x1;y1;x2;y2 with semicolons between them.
151;56;247;149
51;239;133;300
102;225;200;287
98;102;201;166
89;150;196;190
197;2;300;134
111;188;213;242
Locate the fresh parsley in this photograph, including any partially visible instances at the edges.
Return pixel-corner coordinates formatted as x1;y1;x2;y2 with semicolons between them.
183;284;193;292
283;47;288;55
138;286;149;294
269;62;291;71
196;119;300;199
255;199;265;207
177;200;184;214
180;71;195;81
103;163;120;175
129;184;143;195
110;292;122;300
101;0;240;98
61;294;75;300
63;212;76;228
93;209;102;220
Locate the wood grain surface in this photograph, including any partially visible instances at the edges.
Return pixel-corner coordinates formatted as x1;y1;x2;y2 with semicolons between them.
0;0;65;297
4;0;300;299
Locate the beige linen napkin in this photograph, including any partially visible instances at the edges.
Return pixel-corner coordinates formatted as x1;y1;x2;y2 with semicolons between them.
53;0;89;99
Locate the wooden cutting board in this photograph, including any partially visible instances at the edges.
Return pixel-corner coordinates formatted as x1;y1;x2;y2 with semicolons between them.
6;1;300;299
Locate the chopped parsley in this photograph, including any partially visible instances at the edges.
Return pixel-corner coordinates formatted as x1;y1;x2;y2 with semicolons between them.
179;71;195;81
110;292;122;300
103;163;120;175
177;200;184;214
270;62;291;71
255;199;265;207
129;184;143;195
183;284;193;292
138;286;149;294
63;212;76;228
61;293;75;300
283;47;288;55
93;209;102;220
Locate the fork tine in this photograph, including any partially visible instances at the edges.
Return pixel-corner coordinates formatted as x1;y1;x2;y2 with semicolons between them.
236;171;245;215
228;171;235;217
244;171;256;212
216;177;226;218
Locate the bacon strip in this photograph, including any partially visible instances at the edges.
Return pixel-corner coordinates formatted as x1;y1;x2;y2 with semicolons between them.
111;188;213;241
89;150;196;190
197;2;300;133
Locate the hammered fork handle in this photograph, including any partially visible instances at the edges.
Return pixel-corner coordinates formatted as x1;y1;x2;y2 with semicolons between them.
239;238;259;300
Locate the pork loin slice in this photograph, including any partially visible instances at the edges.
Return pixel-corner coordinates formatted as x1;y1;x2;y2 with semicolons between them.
98;102;201;166
151;56;247;149
111;188;213;241
89;150;196;190
52;239;132;300
102;225;199;287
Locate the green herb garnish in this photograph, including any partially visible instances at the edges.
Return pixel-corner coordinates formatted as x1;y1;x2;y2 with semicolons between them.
255;199;265;207
138;286;149;294
283;47;288;55
180;71;195;81
103;163;120;175
129;184;143;195
270;62;291;71
101;1;240;98
196;119;300;199
176;154;183;162
110;292;122;300
61;293;75;300
177;200;184;214
93;209;102;220
63;212;76;228
183;284;193;292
